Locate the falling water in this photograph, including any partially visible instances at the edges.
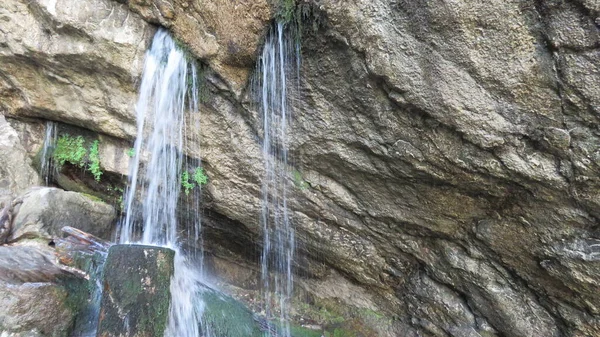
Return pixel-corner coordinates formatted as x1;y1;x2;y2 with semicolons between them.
40;121;57;185
118;28;204;337
119;29;194;246
257;22;299;337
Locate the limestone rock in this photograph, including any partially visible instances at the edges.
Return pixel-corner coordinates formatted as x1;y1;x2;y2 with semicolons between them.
0;0;153;139
118;0;273;92
0;281;74;337
10;187;116;241
0;116;40;196
97;245;174;337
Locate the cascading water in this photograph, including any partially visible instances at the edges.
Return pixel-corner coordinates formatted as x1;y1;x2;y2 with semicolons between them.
257;22;299;337
40;121;57;185
119;28;193;246
118;28;204;337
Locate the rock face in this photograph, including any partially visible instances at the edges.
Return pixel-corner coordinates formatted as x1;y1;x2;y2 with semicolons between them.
0;0;152;140
0;0;599;336
118;0;272;92
97;245;174;337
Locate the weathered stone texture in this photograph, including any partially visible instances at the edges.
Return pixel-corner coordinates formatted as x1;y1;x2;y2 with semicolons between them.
97;245;174;337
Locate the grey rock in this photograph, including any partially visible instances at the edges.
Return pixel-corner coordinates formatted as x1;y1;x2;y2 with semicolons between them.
0;116;40;195
0;0;153;140
0;281;74;337
10;187;116;241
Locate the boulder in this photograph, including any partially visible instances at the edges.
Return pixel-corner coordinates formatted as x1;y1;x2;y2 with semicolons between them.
0;281;75;337
0;116;40;197
97;245;174;337
10;187;116;241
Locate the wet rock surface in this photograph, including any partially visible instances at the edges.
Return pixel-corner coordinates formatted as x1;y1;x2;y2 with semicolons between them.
0;0;598;336
0;281;75;337
97;245;174;337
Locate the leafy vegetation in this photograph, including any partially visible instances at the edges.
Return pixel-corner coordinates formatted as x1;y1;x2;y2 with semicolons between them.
127;147;135;157
53;134;104;181
54;135;87;167
192;167;208;186
181;167;208;195
88;140;102;181
181;171;195;196
275;0;296;24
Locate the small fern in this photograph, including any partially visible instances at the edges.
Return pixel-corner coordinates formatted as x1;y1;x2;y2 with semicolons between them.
53;134;104;182
181;167;208;195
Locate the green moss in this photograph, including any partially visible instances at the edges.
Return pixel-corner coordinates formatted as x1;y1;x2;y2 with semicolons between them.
80;193;103;203
201;289;264;337
293;170;308;190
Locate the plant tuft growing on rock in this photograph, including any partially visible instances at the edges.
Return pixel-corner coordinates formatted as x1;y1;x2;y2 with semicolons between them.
181;167;208;195
53;134;104;182
88;140;102;181
54;135;87;167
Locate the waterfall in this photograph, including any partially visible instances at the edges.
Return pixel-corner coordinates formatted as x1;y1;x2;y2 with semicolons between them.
40;121;57;185
119;28;194;246
257;22;299;337
117;28;205;337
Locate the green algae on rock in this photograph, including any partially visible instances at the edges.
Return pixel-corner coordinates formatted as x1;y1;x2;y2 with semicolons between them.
97;245;174;337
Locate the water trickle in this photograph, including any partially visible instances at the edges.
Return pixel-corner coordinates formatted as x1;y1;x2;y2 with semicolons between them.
40;121;57;185
257;22;300;337
117;28;205;337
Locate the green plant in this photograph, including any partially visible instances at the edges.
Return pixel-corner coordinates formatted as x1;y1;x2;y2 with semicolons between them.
54;135;87;167
192;167;208;186
276;0;296;24
181;167;208;195
54;134;105;182
127;147;135;157
88;140;102;181
181;171;195;195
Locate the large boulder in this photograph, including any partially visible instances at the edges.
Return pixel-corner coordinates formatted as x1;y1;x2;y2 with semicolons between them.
0;115;40;198
0;281;75;337
97;245;174;337
10;187;116;241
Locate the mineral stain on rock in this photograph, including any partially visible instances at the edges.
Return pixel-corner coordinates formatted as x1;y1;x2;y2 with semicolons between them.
96;245;174;337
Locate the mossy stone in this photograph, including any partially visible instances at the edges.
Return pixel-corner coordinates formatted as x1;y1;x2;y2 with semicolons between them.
96;244;175;337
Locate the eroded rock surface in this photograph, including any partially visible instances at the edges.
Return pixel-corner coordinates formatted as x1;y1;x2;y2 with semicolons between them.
97;245;174;337
0;0;599;336
117;0;273;92
0;0;152;139
10;187;116;241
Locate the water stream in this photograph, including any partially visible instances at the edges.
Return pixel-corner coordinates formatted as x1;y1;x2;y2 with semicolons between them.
118;28;205;337
257;22;299;337
40;120;57;185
